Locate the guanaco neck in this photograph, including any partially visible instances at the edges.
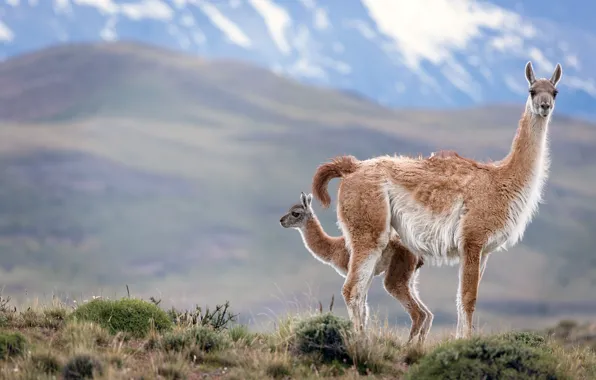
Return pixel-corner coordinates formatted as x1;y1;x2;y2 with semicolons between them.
298;216;347;267
497;99;550;189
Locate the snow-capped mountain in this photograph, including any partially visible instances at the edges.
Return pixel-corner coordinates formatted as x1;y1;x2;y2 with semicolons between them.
1;0;595;119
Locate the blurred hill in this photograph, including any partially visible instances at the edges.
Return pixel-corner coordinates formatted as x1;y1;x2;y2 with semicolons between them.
0;41;595;329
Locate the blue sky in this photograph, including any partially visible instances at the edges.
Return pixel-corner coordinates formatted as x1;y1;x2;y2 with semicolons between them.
495;0;596;31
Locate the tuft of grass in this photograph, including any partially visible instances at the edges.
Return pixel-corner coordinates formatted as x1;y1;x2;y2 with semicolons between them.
0;331;27;359
160;299;238;331
30;351;62;374
71;298;172;338
402;344;425;366
58;320;111;351
344;332;395;376
228;324;254;343
158;364;187;380
265;358;292;379
13;308;66;330
62;354;104;380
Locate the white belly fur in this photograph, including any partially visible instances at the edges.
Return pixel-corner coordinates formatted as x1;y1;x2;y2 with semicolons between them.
384;182;465;266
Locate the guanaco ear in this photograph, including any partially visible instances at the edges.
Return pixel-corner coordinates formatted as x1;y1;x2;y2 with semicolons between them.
300;192;308;208
525;61;536;86
305;193;313;206
550;63;562;87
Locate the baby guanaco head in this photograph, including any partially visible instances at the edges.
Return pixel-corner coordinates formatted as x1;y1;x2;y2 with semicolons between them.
279;192;313;229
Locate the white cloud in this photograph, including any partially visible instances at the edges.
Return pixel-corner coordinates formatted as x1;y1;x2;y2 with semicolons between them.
528;47;553;72
479;66;493;83
73;0;172;20
299;0;330;31
321;57;351;75
100;16;118;41
504;74;527;94
360;0;532;69
6;0;20;6
196;0;251;48
441;59;481;101
313;8;329;30
73;0;118;14
248;0;292;55
299;0;315;10
54;0;72;14
490;34;523;52
0;21;14;42
49;18;69;41
564;55;579;70
171;0;187;9
180;13;195;27
168;24;191;49
120;0;173;20
564;76;596;96
229;0;241;9
344;20;376;40
287;58;327;80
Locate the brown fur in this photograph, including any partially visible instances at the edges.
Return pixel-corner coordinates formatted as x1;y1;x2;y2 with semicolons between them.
279;195;431;344
312;155;360;208
311;62;562;338
312;150;460;209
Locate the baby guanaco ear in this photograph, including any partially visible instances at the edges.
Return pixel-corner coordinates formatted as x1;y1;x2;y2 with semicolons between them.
525;61;536;86
550;63;562;87
300;192;308;208
305;193;313;206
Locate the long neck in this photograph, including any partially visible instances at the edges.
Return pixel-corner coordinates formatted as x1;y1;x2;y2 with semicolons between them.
297;216;348;267
498;100;551;188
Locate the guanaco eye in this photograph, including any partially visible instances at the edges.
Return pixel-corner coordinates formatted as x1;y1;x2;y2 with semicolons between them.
291;211;300;217
529;89;536;96
553;89;558;98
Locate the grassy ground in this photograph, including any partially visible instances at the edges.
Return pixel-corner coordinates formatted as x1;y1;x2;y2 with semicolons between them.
0;295;595;379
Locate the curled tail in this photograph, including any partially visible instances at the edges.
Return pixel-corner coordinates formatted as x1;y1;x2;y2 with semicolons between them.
311;155;360;208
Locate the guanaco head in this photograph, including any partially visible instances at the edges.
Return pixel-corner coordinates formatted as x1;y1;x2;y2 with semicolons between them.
279;192;313;229
525;61;562;118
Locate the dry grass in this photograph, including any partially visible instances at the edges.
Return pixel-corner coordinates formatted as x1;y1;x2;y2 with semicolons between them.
0;296;594;379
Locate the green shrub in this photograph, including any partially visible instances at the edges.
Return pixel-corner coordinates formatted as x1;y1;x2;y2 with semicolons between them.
0;331;26;359
31;352;62;374
0;314;8;328
161;330;191;352
405;336;570;380
188;326;229;353
293;313;352;363
71;298;172;337
62;354;103;380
